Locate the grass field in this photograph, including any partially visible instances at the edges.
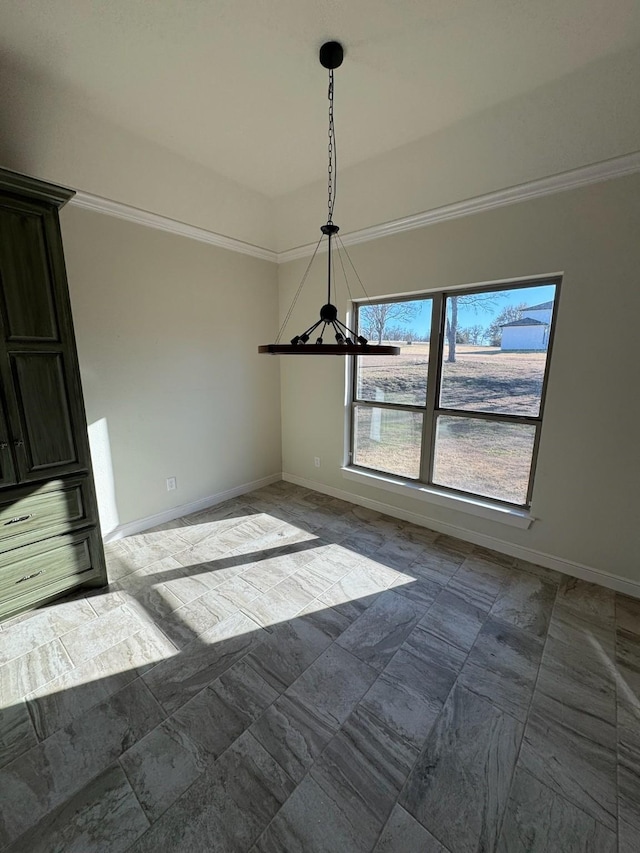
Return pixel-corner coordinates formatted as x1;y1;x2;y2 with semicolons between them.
354;344;546;504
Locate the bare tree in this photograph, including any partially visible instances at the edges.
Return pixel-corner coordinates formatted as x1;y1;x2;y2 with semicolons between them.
360;302;419;344
446;293;504;363
485;302;528;347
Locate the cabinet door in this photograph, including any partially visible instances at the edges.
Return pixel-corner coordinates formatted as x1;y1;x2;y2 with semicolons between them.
8;352;80;478
0;203;59;342
0;399;17;487
0;198;87;482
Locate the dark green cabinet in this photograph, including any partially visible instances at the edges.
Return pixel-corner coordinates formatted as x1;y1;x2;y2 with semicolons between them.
0;168;107;621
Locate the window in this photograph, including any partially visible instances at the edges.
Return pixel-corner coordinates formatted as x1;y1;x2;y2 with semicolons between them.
350;278;560;507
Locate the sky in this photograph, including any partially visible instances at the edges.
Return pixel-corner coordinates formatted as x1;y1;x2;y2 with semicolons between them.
387;283;556;336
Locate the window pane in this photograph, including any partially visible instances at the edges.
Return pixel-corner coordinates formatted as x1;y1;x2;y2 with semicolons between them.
357;299;432;405
432;415;536;504
353;405;423;479
439;285;556;416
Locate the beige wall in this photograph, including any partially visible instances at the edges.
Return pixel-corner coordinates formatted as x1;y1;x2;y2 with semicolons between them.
0;56;274;250
278;173;640;584
61;205;281;533
275;45;640;251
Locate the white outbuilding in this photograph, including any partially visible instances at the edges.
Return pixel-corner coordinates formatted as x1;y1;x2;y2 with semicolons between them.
500;301;553;351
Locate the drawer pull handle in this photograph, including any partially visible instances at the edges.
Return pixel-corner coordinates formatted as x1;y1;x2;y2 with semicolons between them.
16;570;45;584
4;514;33;526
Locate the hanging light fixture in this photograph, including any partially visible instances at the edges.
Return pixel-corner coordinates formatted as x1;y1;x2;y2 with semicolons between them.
259;41;400;356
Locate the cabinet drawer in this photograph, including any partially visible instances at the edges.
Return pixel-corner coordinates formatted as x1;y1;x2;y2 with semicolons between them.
0;530;94;598
0;477;89;553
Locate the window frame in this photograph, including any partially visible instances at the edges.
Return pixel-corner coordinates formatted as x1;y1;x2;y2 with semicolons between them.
349;276;562;509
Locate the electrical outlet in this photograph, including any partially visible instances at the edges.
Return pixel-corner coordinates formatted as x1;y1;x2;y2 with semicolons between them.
314;457;321;468
166;477;177;491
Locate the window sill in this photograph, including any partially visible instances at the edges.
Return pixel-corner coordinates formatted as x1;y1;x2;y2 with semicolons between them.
341;466;534;529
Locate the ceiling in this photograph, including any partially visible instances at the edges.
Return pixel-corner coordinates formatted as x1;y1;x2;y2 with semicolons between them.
2;0;639;199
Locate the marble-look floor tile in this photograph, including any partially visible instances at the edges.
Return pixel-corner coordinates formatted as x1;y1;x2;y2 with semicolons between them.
435;533;475;555
239;554;302;592
359;646;459;752
295;601;351;640
253;773;371;853
86;584;135;616
497;767;616;853
0;678;163;847
316;566;386;621
448;555;511;610
419;588;488;652
171;542;247;583
59;604;144;665
243;612;336;693
303;547;356;585
616;592;640;636
620;817;640;853
5;763;149;853
250;692;334;783
336;591;422;671
341;527;387;558
408;542;465;585
212;575;263;609
241;571;328;628
129;731;294;853
121;659;278;821
155;589;238;649
251;644;378;781
459;618;544;722
400;684;523;853
26;625;177;740
402;622;467;675
490;572;556;638
0;700;37;768
177;500;253;540
114;530;190;573
142;611;264;714
3;483;637;853
399;522;439;546
616;628;640;843
374;537;426;571
472;544;514;568
1;637;74;705
307;705;415;850
555;577;615;626
513;557;562;586
519;696;617;830
374;804;447;853
390;574;441;611
0;598;97;666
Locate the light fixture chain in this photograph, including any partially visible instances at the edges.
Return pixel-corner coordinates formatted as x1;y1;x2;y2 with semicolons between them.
327;68;336;222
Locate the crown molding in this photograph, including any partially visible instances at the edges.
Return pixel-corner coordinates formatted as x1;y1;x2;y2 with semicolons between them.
67;152;640;265
278;151;640;263
70;191;278;263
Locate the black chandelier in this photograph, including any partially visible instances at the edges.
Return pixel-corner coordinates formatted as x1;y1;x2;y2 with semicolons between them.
259;41;400;357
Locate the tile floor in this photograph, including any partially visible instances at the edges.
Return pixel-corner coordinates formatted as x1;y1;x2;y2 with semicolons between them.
0;480;638;852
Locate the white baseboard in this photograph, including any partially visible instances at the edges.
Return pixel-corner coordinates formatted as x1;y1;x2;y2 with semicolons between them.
283;472;640;599
103;473;282;543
